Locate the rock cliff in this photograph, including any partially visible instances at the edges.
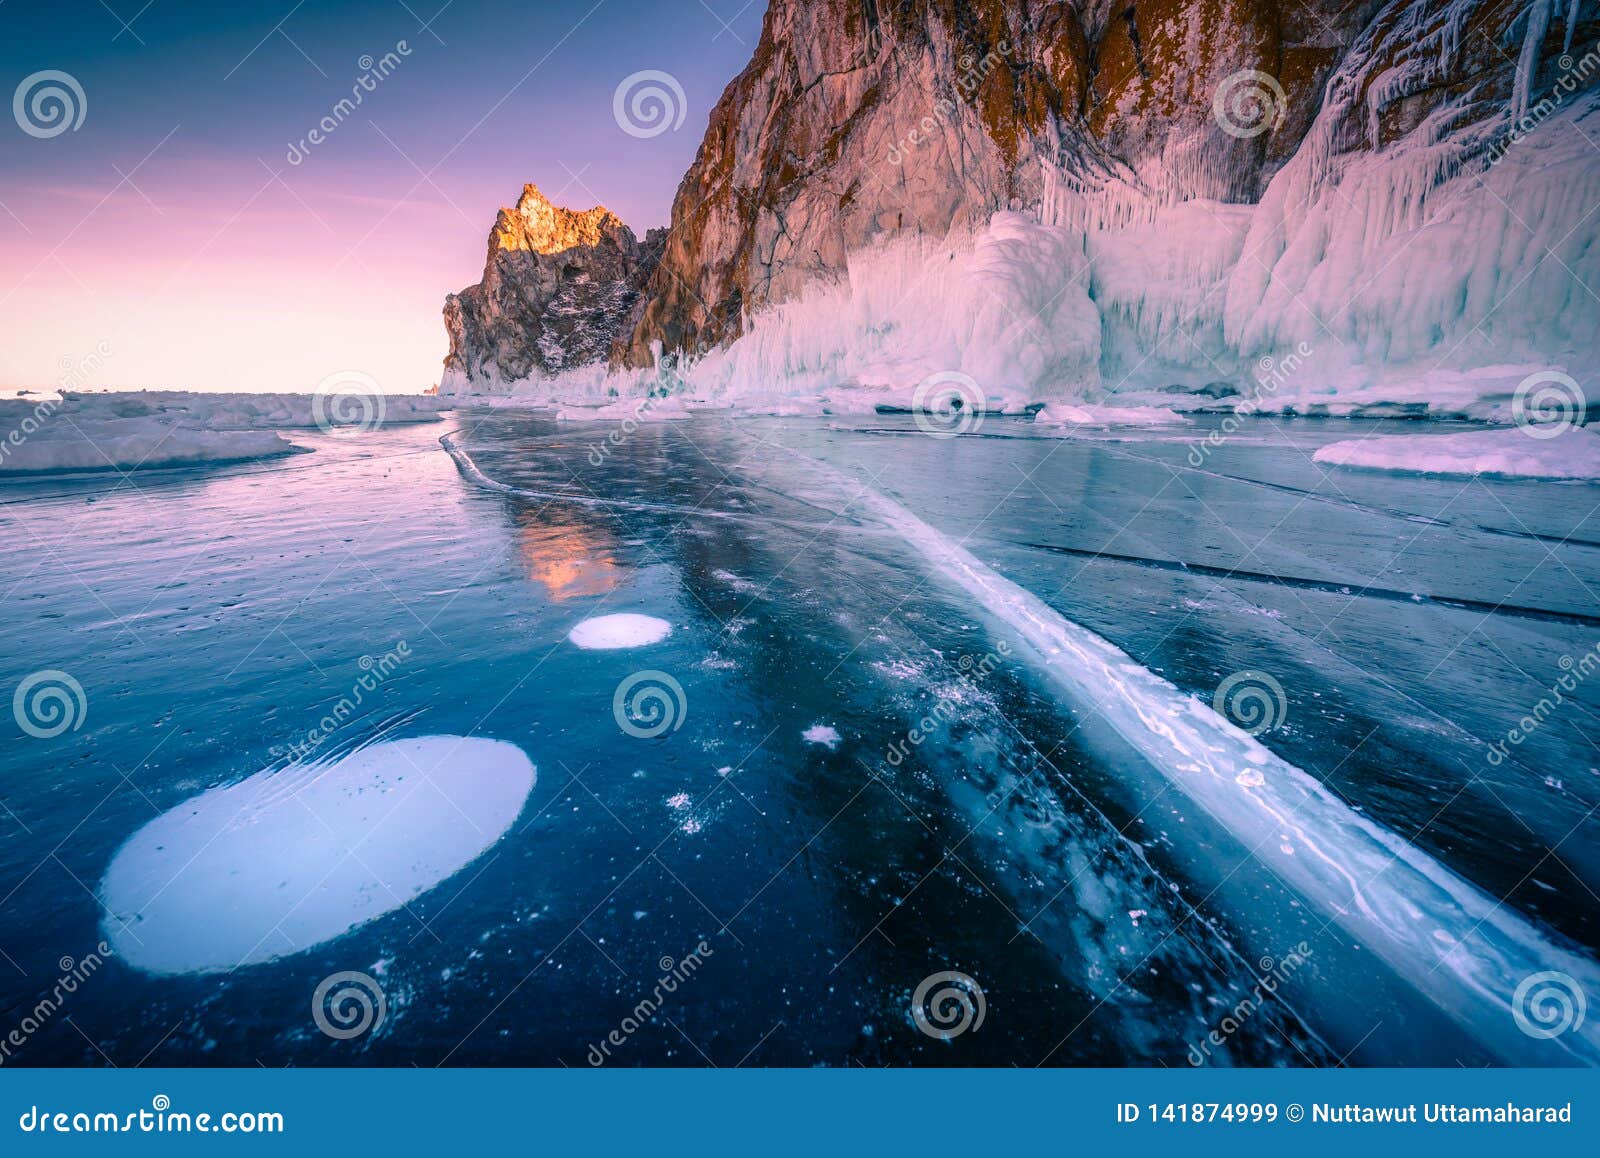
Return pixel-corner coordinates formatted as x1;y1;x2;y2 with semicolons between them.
446;1;1600;409
442;184;662;390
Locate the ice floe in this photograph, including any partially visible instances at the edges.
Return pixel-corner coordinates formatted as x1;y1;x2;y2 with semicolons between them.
1314;426;1600;480
0;418;302;475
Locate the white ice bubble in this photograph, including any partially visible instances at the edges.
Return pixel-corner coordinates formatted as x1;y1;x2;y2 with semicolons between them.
802;724;841;749
567;613;672;650
100;736;536;974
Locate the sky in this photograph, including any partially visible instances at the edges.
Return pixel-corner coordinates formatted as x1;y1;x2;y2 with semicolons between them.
0;0;766;394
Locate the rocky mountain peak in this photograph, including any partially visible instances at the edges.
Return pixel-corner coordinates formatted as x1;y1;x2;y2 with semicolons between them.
441;185;662;391
489;182;636;258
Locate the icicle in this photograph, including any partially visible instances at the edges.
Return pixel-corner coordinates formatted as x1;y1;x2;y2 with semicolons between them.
1515;0;1556;120
1565;0;1581;55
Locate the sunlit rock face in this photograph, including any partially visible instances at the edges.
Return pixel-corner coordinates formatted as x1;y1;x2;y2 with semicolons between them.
615;0;1364;367
442;183;663;391
614;0;1597;377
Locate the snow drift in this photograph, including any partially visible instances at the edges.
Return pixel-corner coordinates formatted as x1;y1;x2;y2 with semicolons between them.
0;417;301;475
1315;425;1600;479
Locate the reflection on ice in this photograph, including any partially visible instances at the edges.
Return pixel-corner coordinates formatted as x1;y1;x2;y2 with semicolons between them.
99;736;535;974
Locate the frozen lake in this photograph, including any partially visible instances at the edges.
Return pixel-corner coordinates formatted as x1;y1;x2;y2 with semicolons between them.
1;412;1596;1066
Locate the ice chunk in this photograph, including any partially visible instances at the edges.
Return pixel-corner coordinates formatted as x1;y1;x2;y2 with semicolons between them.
50;390;451;428
0;419;301;475
1033;403;1190;428
567;613;673;649
1314;427;1600;480
802;724;841;749
99;736;536;974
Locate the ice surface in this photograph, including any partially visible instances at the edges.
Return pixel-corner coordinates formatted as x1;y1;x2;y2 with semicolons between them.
1315;426;1600;479
567;613;673;649
0;418;301;474
771;438;1600;1066
99;736;536;974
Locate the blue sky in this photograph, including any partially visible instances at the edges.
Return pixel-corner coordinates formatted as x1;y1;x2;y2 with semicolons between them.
0;0;766;391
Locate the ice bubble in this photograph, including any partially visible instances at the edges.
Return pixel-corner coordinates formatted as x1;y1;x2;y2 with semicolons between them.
100;736;535;974
567;613;672;650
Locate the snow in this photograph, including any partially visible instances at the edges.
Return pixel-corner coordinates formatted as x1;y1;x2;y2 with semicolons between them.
1315;426;1600;480
568;613;673;650
802;724;841;749
99;736;536;974
1033;403;1190;428
0;418;302;474
52;390;452;428
776;439;1600;1067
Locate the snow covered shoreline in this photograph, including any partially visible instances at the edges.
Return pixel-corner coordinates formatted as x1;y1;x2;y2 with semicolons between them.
1315;426;1600;481
0;418;305;475
0;390;453;477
